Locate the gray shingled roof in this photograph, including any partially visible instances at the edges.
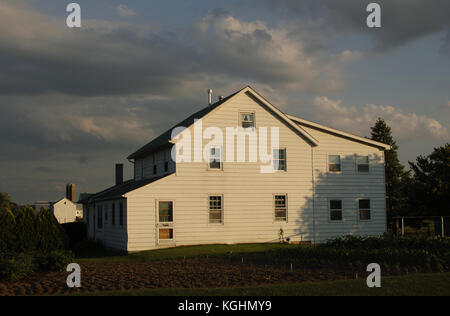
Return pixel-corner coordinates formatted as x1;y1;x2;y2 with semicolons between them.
78;175;170;204
127;88;244;160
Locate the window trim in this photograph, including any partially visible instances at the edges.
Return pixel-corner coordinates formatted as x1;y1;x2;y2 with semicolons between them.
239;111;256;129
207;146;223;171
327;154;342;173
355;155;370;174
273;194;288;223
328;199;344;222
208;194;224;225
357;198;372;222
272;148;287;172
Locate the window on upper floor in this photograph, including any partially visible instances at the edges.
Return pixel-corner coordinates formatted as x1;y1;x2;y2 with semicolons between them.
330;200;343;221
359;199;371;221
209;147;222;170
356;156;370;173
274;195;287;222
328;155;341;172
273;149;287;171
240;112;255;129
164;151;170;172
209;196;223;224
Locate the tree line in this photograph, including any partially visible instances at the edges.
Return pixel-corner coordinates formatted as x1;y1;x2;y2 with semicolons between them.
370;118;449;218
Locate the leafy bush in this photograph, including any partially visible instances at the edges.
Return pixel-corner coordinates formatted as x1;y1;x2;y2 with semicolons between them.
35;250;75;272
0;253;35;282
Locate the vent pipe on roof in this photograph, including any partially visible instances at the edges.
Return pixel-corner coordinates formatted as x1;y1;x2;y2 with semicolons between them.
115;164;124;186
208;89;213;106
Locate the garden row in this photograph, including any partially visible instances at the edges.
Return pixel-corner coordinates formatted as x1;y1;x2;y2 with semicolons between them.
230;236;450;273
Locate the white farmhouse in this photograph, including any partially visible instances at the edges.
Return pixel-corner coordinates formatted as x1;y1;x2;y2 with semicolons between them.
51;197;83;224
81;86;390;252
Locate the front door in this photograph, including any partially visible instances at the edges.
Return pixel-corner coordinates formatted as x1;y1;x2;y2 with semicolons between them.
158;201;174;244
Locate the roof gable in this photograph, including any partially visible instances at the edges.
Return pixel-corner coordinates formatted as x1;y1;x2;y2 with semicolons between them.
128;86;319;160
287;114;391;150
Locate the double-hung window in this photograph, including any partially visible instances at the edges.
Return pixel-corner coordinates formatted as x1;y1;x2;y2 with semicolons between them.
328;155;341;172
359;199;371;221
240;113;255;129
97;205;103;229
356;156;369;173
274;195;287;222
119;202;124;227
273;149;287;171
209;196;223;224
209;147;222;170
330;200;343;221
164;151;169;172
112;203;116;226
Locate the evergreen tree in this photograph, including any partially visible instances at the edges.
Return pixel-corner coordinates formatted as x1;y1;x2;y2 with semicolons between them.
0;208;16;253
370;118;408;217
15;206;38;252
408;144;450;216
37;209;67;252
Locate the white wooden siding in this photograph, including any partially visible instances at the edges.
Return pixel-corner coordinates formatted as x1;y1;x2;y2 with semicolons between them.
90;91;387;252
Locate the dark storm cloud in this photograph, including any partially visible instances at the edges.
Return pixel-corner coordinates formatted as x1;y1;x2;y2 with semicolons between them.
263;0;450;51
0;2;350;97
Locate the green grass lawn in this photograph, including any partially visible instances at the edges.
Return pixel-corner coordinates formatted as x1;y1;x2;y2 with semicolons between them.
74;272;450;296
77;243;298;263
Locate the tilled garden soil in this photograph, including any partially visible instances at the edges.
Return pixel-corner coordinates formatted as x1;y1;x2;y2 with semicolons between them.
0;258;357;296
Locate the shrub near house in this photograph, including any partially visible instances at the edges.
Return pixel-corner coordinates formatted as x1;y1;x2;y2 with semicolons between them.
0;206;74;281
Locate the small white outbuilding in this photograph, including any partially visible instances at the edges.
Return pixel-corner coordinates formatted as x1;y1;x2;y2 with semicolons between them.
50;197;83;224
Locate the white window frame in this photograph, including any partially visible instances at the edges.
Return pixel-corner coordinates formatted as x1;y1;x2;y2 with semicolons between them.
358;198;372;222
239;111;256;129
327;154;342;173
328;199;344;222
273;148;287;172
208;146;223;171
208;195;224;225
273;194;288;223
356;155;370;173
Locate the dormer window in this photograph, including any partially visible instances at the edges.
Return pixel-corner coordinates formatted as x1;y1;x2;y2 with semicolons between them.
240;112;255;129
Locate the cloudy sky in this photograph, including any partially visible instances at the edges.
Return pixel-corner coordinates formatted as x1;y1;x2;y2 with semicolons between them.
0;0;449;204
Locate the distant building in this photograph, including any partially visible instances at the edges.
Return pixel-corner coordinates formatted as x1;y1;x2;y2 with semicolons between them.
50;197;83;224
34;183;84;224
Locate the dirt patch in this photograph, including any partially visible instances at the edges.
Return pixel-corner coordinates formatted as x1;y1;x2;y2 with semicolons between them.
0;258;357;296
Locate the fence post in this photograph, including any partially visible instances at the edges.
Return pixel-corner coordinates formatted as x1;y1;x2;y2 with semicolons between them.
442;217;445;238
401;217;405;237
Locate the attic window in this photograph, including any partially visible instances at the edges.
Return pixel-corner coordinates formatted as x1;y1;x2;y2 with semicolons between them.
240;112;255;129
